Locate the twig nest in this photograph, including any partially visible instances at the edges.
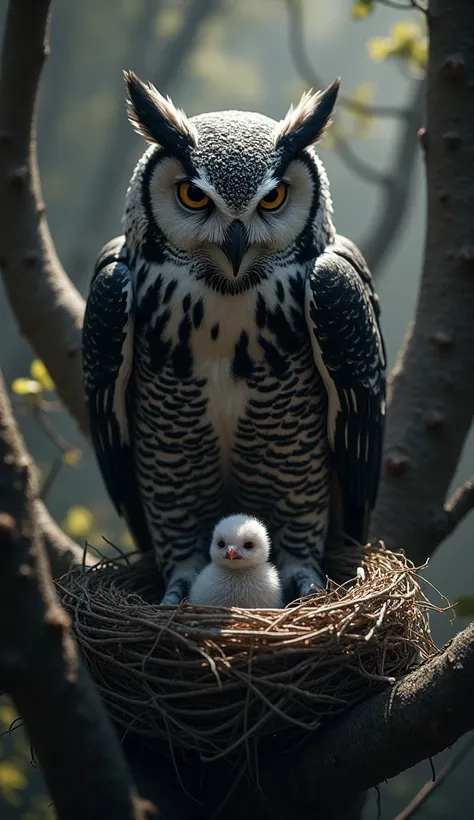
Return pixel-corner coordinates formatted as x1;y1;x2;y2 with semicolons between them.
57;543;434;761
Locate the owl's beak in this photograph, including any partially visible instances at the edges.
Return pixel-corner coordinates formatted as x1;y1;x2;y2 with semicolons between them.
221;220;249;277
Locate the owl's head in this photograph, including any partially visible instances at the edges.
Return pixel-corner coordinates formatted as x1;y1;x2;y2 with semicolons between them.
123;71;339;292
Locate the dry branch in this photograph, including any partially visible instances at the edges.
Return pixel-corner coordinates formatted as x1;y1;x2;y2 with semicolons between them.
361;80;424;272
0;0;87;433
35;498;90;579
225;622;474;820
71;0;220;288
393;733;474;820
0;368;153;820
428;478;474;554
371;0;474;561
285;0;424;275
286;0;407;119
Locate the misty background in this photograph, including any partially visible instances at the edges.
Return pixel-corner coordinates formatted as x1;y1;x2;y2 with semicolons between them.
0;0;472;816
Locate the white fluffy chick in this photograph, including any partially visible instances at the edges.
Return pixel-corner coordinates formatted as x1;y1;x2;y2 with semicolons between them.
188;515;283;609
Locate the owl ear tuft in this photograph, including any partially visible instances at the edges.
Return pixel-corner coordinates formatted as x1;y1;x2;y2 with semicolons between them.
124;70;197;154
275;79;340;154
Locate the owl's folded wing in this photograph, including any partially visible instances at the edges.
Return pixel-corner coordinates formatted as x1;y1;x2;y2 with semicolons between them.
82;236;152;552
305;235;386;544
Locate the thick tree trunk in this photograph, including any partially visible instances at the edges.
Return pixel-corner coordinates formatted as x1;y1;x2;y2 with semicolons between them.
371;0;474;562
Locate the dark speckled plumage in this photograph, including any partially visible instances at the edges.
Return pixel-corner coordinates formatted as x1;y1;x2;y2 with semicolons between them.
189;111;277;209
82;79;386;606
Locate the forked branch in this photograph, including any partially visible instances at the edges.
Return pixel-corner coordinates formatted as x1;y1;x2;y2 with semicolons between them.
0;0;87;433
0;368;153;820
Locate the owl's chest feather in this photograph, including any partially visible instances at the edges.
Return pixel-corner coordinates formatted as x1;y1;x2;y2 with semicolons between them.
134;264;316;442
201;357;248;451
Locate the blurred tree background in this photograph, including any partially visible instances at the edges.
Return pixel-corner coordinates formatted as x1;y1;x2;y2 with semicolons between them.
0;0;472;816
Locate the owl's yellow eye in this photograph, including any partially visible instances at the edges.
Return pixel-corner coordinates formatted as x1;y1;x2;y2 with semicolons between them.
177;181;210;210
259;182;288;211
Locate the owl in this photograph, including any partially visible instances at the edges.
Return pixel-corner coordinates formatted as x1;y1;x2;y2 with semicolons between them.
82;72;386;605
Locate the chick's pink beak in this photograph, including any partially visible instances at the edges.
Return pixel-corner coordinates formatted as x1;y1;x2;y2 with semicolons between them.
226;547;238;560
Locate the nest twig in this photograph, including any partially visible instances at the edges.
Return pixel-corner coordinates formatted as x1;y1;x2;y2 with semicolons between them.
57;542;436;762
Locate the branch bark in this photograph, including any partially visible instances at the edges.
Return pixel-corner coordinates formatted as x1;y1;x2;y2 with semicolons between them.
371;0;474;562
0;0;87;433
0;368;153;820
35;498;91;579
224;623;474;820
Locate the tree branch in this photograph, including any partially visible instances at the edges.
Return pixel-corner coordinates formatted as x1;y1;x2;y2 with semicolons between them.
285;0;393;188
226;623;474;820
286;0;407;119
393;733;474;820
0;368;153;820
71;0;220;289
285;0;424;275
371;0;474;562
427;478;474;554
35;498;92;579
0;0;87;433
361;79;424;272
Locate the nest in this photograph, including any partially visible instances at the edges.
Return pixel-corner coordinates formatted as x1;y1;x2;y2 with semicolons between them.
57;543;434;762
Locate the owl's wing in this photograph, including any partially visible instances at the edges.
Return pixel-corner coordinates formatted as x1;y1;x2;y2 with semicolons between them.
82;236;152;552
304;235;386;543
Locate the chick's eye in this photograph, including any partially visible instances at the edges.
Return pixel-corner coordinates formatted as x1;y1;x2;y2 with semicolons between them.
177;181;210;210
243;541;254;550
259;182;288;211
218;539;226;549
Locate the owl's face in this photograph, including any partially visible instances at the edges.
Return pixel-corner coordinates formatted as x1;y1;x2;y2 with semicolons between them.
124;72;339;290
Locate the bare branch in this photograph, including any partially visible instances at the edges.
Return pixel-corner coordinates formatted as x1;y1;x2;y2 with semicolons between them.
371;0;474;562
393;733;474;820
227;623;474;820
333;131;392;186
285;0;394;188
378;0;428;12
35;499;92;579
286;0;407;119
361;79;424;272
285;0;424;275
0;0;87;433
0;368;153;819
426;478;474;554
71;0;220;288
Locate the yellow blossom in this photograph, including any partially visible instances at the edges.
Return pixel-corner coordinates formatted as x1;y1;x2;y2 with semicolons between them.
11;378;42;396
0;761;26;805
30;359;55;391
352;0;373;20
62;449;82;466
62;506;94;538
367;37;392;62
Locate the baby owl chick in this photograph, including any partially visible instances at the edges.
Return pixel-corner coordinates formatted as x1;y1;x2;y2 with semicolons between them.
188;515;283;609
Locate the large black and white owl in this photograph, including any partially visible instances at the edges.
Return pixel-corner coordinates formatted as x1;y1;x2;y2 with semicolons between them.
82;72;386;605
